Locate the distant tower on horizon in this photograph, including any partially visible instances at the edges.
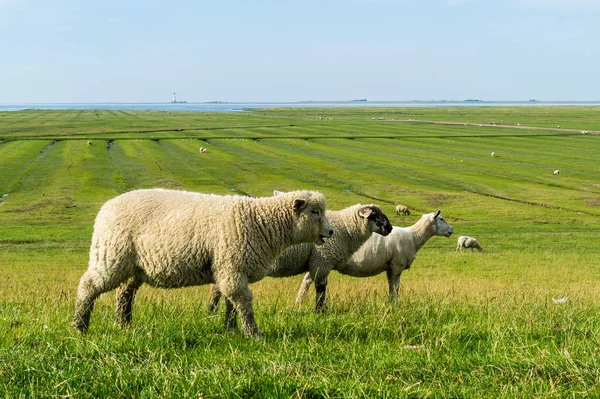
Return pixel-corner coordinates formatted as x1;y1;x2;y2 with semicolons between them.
172;92;177;103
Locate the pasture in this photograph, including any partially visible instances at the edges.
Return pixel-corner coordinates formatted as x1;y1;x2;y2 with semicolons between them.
1;106;600;398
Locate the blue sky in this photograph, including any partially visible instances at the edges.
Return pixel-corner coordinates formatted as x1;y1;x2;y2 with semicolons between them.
1;0;599;103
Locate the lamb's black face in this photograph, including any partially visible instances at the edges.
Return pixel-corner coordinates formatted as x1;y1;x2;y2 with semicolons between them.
365;206;393;236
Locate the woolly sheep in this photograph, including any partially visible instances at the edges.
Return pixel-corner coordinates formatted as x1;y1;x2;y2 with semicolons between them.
395;204;410;216
456;235;483;252
491;152;495;157
209;203;393;313
553;170;560;176
296;210;452;303
73;188;333;339
87;141;93;145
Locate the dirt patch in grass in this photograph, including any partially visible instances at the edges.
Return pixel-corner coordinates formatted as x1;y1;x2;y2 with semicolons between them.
426;193;451;207
584;198;600;207
5;200;55;212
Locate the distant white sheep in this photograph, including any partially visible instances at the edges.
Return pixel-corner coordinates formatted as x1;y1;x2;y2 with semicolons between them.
87;141;93;145
73;188;333;338
199;147;209;153
395;204;410;216
296;210;453;303
491;152;495;157
456;235;483;252
554;170;560;176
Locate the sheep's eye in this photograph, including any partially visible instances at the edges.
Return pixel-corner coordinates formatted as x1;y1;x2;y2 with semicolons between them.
311;209;320;216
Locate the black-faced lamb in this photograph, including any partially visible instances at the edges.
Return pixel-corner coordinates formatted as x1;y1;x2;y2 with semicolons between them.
209;203;393;313
73;188;333;339
456;235;483;252
395;204;410;216
296;210;453;303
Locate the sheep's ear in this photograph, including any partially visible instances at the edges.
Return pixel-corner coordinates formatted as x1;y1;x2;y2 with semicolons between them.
358;206;374;218
293;198;307;211
434;210;441;219
273;190;285;196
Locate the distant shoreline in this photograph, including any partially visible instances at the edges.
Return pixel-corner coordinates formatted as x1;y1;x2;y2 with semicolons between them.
1;100;599;112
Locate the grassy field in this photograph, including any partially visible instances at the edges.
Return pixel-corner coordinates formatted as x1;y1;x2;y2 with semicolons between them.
1;106;600;398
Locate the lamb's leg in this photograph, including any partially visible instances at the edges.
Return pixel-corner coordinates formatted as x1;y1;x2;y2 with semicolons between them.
315;276;329;313
386;269;401;303
115;277;143;327
208;284;222;313
295;272;314;305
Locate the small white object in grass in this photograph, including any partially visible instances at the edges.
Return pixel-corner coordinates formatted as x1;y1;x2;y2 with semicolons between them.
552;297;568;304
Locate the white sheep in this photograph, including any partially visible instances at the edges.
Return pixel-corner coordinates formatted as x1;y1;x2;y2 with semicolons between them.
395;204;410;216
296;210;452;303
491;152;495;157
199;147;209;153
553;170;560;176
87;141;93;145
209;203;393;313
456;235;483;252
73;188;333;338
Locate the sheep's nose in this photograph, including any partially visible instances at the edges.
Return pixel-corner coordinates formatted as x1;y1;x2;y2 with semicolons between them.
328;229;334;237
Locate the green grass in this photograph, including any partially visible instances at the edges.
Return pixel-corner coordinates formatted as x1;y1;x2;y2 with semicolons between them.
1;107;600;398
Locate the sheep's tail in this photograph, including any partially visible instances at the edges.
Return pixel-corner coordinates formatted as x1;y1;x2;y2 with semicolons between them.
295;272;313;305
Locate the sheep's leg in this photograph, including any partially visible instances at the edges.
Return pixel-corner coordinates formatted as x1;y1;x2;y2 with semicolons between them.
295;272;314;305
73;270;117;333
220;281;262;339
224;298;238;332
207;284;222;313
115;277;143;327
314;276;328;313
386;269;401;303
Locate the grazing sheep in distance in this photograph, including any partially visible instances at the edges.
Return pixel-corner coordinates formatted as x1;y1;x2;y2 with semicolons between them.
456;235;483;252
87;141;93;145
209;203;393;313
491;152;495;157
395;204;410;216
554;170;560;176
73;188;333;339
296;210;453;303
199;147;209;153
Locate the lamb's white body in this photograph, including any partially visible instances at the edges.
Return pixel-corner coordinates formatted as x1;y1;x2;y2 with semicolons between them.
456;235;483;252
554;170;560;176
73;188;332;338
209;203;392;312
296;211;453;303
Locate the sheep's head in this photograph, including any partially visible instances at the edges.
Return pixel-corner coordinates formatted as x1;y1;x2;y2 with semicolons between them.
274;190;333;245
431;210;453;238
359;205;393;236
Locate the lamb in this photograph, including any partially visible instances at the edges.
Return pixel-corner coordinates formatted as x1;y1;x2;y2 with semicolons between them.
456;235;483;252
209;203;393;313
296;210;452;303
87;141;93;145
491;152;495;157
395;204;410;216
553;170;560;176
73;188;333;339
